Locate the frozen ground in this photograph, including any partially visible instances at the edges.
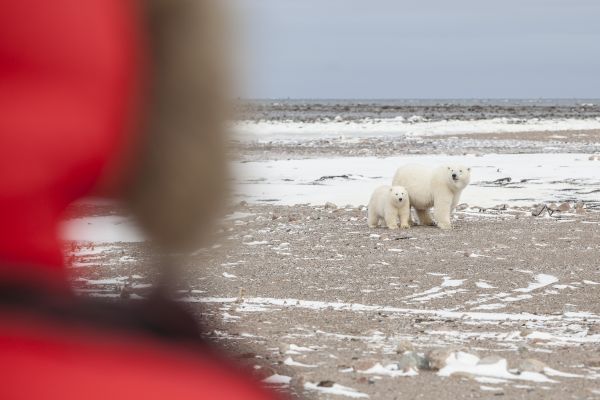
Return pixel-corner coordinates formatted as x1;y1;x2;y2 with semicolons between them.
63;103;600;399
234;117;600;142
66;204;600;399
234;153;600;209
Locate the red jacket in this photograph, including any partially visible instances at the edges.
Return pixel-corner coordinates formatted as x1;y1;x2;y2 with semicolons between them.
0;1;280;399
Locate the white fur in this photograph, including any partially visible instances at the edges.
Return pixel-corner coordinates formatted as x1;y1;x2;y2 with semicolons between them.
392;164;470;230
367;185;411;230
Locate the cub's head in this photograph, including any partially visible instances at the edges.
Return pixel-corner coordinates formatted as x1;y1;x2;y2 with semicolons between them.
389;186;408;206
445;165;471;190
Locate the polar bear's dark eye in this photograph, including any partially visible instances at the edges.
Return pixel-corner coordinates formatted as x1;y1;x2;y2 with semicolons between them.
460;170;463;172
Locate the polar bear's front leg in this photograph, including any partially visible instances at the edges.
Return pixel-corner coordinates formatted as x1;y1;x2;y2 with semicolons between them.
384;208;399;230
416;209;435;226
434;202;452;230
398;203;411;229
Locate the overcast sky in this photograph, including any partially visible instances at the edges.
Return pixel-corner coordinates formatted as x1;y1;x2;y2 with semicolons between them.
233;0;600;99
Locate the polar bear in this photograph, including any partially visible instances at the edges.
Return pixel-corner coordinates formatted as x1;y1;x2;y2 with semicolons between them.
367;185;410;229
392;164;470;230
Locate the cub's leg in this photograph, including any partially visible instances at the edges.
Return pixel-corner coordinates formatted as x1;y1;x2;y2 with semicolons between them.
384;208;399;230
398;203;411;229
416;209;435;226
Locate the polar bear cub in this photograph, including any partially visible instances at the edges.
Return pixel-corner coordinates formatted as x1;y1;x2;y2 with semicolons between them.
392;164;470;230
367;185;411;229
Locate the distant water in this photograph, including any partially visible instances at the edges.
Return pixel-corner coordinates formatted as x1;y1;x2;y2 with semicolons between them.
246;98;600;106
236;99;600;122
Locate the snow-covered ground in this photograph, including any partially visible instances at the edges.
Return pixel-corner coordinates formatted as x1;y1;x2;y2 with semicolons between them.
61;153;600;242
234;153;600;208
234;117;600;142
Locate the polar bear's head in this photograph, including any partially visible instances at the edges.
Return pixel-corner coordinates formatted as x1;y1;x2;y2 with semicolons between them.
445;165;471;190
389;186;408;206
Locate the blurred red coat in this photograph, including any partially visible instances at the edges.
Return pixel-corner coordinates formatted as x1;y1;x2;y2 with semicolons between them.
0;1;280;399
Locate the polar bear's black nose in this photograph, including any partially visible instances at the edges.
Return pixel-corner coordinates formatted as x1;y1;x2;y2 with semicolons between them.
452;173;457;179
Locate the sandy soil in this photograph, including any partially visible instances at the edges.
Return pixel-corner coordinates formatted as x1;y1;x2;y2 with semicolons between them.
69;204;600;399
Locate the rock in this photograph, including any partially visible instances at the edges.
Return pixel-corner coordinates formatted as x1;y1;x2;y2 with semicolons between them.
557;202;571;212
455;203;469;211
290;375;306;392
548;202;558;211
518;358;547;373
278;344;289;354
477;355;504;365
520;328;533;337
238;200;248;207
589;155;600;161
324;202;338;210
394;353;414;371
395;340;415;354
575;202;586;214
586;357;600;368
317;380;335;388
396;355;417;372
587;325;600;334
397;352;429;371
353;358;378;371
426;348;453;371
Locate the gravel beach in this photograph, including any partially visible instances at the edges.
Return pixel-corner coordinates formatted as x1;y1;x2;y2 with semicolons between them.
66;100;600;399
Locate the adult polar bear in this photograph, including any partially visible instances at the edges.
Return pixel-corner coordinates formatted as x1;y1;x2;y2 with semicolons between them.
392;164;470;230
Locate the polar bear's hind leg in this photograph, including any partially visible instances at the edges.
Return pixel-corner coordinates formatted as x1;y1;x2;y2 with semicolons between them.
416;209;435;226
384;209;399;230
367;208;379;228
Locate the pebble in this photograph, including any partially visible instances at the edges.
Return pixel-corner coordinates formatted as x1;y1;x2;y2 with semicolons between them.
557;202;571;212
317;380;335;388
395;340;415;354
520;328;533;337
455;203;469;211
324;202;338;209
353;358;378;371
399;352;429;371
587;325;600;334
518;358;547;373
586;357;600;368
426;348;453;371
